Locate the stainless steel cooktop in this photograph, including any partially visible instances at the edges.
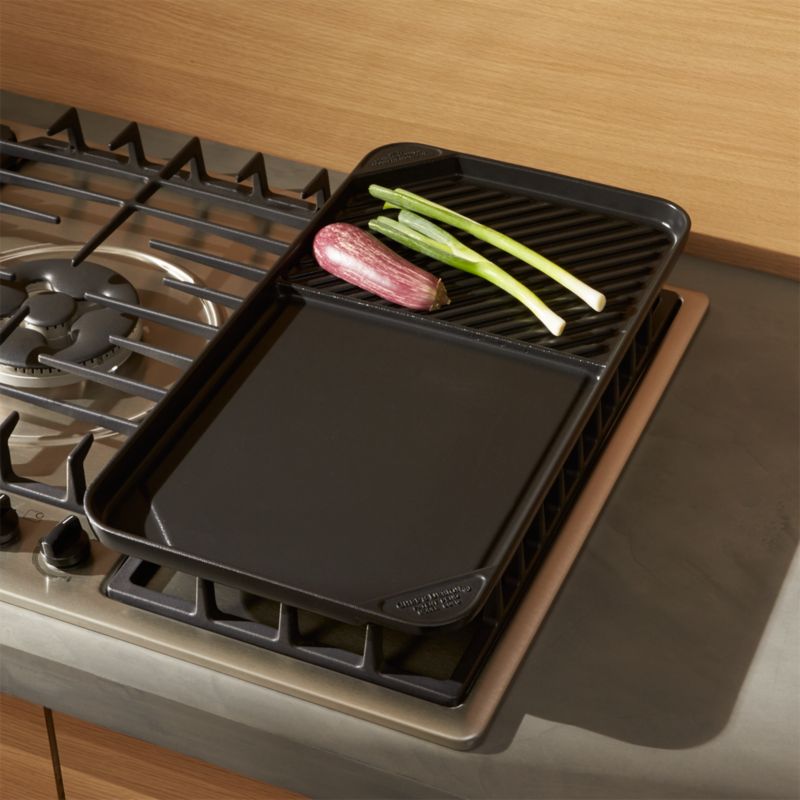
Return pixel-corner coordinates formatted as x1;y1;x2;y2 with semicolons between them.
0;103;708;748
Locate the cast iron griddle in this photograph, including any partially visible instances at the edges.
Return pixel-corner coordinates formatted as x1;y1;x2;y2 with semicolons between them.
86;143;689;633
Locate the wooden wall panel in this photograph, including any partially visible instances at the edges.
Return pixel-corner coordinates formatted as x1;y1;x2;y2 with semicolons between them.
0;0;798;277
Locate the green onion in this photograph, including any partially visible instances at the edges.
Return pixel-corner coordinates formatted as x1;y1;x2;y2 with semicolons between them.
368;185;606;312
394;210;475;259
368;213;566;337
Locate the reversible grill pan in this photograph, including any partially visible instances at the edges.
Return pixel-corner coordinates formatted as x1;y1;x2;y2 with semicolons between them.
86;143;690;634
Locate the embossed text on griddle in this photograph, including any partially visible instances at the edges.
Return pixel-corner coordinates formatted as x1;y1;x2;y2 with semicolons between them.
367;148;441;168
395;583;473;616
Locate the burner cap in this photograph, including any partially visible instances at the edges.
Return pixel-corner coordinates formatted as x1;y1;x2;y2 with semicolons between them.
25;292;76;328
0;258;141;387
0;328;47;369
11;258;140;304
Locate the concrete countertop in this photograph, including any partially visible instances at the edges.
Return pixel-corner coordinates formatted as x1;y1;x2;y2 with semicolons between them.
2;254;798;799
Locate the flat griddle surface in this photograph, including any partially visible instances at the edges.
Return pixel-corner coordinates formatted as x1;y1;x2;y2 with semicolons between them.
135;295;588;602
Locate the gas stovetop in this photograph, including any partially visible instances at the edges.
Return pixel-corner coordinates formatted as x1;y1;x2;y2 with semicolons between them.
0;104;708;748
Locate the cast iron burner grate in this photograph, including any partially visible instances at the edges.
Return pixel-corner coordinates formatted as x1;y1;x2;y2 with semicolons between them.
104;289;680;705
0;107;329;509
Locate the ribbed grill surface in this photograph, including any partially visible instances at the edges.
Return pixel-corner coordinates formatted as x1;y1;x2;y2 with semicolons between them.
289;175;673;363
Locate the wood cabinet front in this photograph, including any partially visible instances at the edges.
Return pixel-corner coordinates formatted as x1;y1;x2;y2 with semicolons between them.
0;694;58;800
1;693;304;800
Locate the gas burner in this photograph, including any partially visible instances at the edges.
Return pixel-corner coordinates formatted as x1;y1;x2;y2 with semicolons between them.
0;258;142;388
0;244;222;445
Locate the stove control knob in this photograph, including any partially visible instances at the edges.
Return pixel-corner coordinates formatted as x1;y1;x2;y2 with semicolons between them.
0;494;20;547
40;516;91;569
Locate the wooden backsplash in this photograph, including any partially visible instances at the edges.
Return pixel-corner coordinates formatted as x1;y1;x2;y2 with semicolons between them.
1;0;797;277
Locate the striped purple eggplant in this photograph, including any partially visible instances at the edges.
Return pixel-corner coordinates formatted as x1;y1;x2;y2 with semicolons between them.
313;223;450;311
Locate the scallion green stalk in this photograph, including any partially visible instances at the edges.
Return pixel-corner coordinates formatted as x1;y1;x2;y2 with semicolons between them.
368;185;606;312
368;214;566;337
